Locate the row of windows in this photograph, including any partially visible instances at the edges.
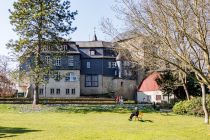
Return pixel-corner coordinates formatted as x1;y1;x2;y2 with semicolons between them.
46;57;118;69
39;88;76;95
44;72;78;82
43;45;69;51
86;62;117;69
45;56;74;66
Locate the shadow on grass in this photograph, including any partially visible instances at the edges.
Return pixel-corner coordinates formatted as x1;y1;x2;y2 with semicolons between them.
0;126;42;139
160;113;175;116
138;119;153;123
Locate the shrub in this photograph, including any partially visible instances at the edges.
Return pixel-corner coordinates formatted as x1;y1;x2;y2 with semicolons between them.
172;101;186;115
173;95;210;116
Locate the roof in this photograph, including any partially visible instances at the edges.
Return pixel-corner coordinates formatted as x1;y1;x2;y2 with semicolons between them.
76;41;113;48
138;72;160;92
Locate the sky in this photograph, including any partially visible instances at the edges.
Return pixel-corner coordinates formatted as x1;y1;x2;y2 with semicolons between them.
0;0;121;56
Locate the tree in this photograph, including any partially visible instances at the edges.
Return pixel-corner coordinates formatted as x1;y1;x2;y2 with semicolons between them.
7;0;77;105
102;0;210;123
156;71;178;103
0;55;11;74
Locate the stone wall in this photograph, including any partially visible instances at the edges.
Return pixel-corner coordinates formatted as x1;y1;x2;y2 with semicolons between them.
39;70;80;98
80;75;137;99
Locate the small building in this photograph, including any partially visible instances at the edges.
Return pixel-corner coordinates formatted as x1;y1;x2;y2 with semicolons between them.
137;72;173;103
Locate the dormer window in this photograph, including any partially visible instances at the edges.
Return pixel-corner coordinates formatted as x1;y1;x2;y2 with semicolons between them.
57;45;68;51
63;45;68;51
90;49;96;55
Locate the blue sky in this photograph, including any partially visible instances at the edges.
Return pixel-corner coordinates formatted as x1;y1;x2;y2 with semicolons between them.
0;0;120;56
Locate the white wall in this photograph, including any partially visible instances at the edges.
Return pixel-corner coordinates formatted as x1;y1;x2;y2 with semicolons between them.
137;90;174;103
39;70;80;98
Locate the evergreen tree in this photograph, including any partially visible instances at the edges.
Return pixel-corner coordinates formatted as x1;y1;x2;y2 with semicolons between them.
7;0;77;105
156;71;178;102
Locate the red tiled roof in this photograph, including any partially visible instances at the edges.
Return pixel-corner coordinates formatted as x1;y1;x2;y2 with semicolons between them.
138;72;160;92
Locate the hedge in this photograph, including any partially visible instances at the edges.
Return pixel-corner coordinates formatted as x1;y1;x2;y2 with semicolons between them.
173;95;210;116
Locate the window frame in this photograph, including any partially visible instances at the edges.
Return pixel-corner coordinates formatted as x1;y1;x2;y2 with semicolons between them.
65;72;77;82
68;56;74;66
90;50;96;56
39;88;44;95
112;62;116;68
50;88;54;95
55;57;61;66
85;75;98;87
86;62;90;68
56;88;60;95
66;89;70;95
108;62;112;68
71;88;76;95
45;56;50;64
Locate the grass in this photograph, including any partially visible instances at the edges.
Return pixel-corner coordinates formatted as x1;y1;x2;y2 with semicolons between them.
0;104;209;140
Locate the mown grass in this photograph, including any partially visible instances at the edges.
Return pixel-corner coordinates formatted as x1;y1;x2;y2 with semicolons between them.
0;104;209;140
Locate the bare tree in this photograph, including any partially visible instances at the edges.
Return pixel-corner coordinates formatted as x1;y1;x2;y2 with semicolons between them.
102;0;210;123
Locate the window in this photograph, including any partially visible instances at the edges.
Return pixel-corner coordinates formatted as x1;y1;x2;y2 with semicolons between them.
43;75;49;81
55;57;61;66
72;88;76;95
58;45;68;51
108;62;116;68
66;89;70;95
156;95;161;100
50;88;54;95
108;62;111;68
90;50;95;55
85;75;91;87
85;75;98;87
112;62;116;68
147;96;151;102
65;72;77;82
54;71;61;81
92;75;98;87
45;56;50;64
39;88;43;95
68;56;74;66
63;45;68;51
56;89;60;95
87;62;90;68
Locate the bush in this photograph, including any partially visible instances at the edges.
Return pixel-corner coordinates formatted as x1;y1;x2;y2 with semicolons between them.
172;95;210;116
172;101;186;115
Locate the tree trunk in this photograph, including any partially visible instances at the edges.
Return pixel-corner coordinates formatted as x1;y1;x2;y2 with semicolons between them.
181;78;190;100
183;83;190;100
168;94;170;103
200;83;209;124
33;84;39;105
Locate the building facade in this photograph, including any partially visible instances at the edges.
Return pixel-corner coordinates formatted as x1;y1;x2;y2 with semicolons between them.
20;38;137;99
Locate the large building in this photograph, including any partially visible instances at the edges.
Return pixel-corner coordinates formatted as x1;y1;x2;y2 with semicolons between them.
19;36;137;99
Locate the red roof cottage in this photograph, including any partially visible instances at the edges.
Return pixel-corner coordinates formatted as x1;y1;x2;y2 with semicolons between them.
137;72;174;103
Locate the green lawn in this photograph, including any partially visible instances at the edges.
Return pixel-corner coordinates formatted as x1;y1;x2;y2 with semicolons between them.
0;104;209;140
